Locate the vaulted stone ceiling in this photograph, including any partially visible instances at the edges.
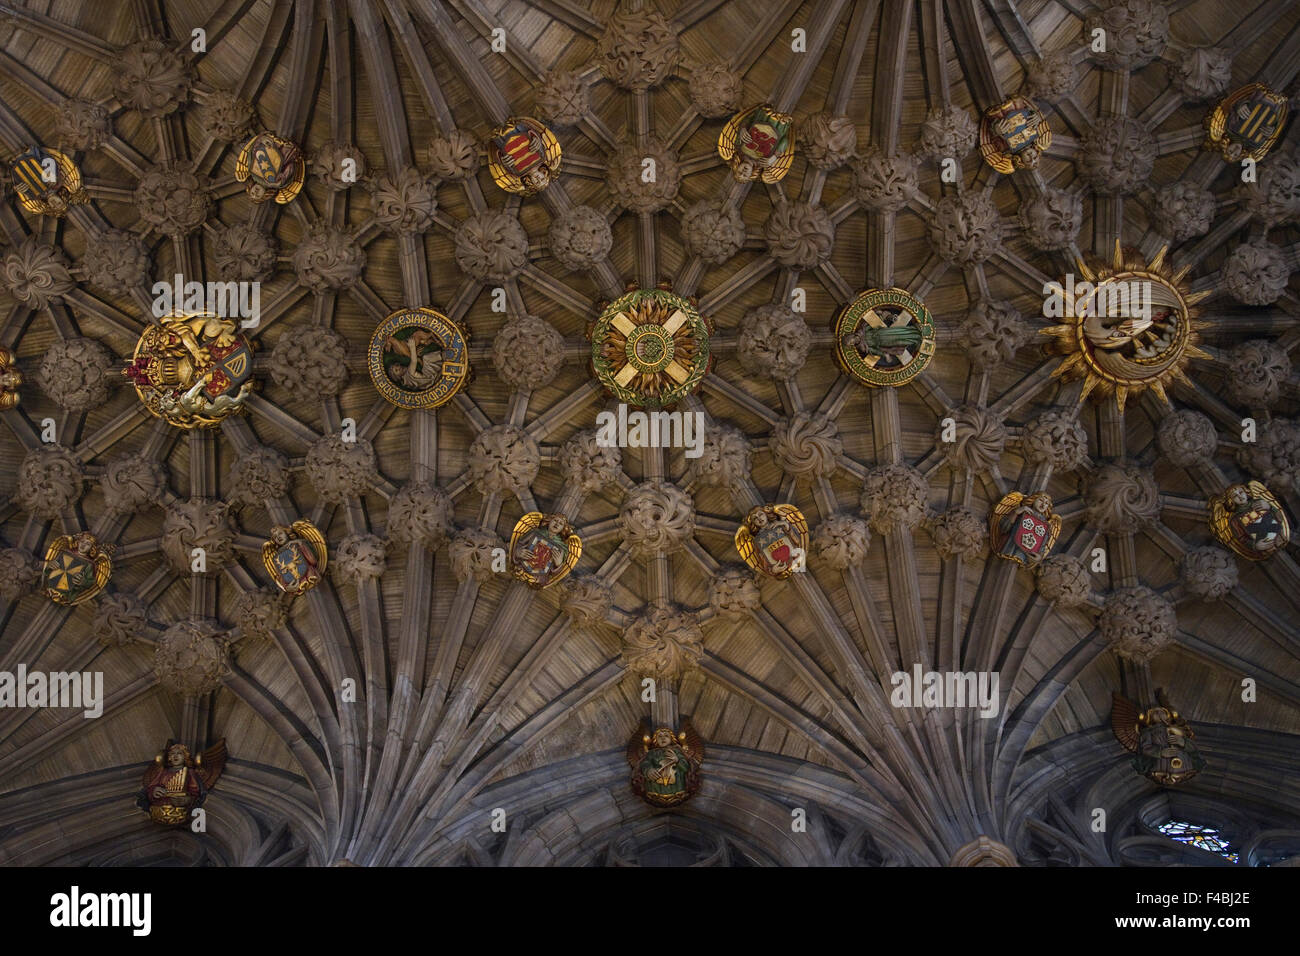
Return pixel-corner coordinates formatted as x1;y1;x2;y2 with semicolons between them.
0;0;1298;868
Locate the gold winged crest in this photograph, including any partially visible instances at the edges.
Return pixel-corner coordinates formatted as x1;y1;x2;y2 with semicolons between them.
235;132;305;204
487;117;562;196
261;520;328;594
734;503;809;579
1110;692;1141;754
990;491;1061;567
1209;479;1290;560
508;511;581;589
718;105;796;183
12;146;87;215
42;533;113;606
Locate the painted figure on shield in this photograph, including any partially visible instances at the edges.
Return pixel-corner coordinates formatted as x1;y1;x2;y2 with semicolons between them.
1112;691;1205;786
627;719;704;808
735;503;808;579
137;739;226;826
488;117;562;196
235;131;305;204
718;104;795;183
43;532;113;606
1209;481;1290;560
990;491;1061;568
262;520;328;595
509;512;581;589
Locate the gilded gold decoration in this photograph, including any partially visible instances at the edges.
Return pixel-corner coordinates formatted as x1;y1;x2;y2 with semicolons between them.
9;145;88;217
989;492;1061;568
978;96;1051;173
588;284;712;407
125;312;255;428
234;131;305;204
1209;480;1290;560
735;503;809;579
367;307;470;409
508;512;581;589
1203;82;1289;162
43;532;113;606
487;116;562;196
717;104;795;183
261;520;328;595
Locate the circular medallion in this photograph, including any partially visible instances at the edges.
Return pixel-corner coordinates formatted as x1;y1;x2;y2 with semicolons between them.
833;288;936;387
589;287;712;407
367;307;470;409
124;312;255;428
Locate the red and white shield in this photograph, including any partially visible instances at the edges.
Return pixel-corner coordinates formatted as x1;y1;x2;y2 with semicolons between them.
1013;515;1047;555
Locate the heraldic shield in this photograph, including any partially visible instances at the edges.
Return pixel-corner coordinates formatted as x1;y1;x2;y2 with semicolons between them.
1209;480;1290;560
990;491;1061;569
508;512;581;589
235;131;305;204
717;103;795;183
487;116;562;196
627;719;705;808
262;520;328;595
979;95;1051;173
735;503;809;579
1204;83;1290;162
43;532;113;606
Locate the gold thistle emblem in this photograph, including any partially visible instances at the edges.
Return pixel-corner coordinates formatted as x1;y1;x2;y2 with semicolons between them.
508;512;581;589
9;145;87;217
735;504;809;579
979;96;1051;173
1204;83;1289;163
125;312;255;428
367;307;470;409
0;346;22;409
43;532;113;606
487;116;562;196
717;104;795;183
235;131;305;204
990;492;1061;569
1209;481;1290;561
588;284;713;408
1041;241;1211;412
833;287;936;388
262;520;328;595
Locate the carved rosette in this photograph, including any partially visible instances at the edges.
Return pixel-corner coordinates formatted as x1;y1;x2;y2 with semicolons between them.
957;300;1032;370
1101;586;1177;662
549;205;613;272
812;514;871;570
304;434;378;503
800;112;856;169
162;499;236;573
1169;46;1232;101
928;507;988;560
688;62;743;118
1224;339;1291;407
82;229;150;297
232;588;289;642
333;534;387;581
770;412;842;477
1180;546;1239;601
928;193;1004;265
684;424;752;489
1079;117;1155;194
938;405;1007;474
154;619;232;696
852;148;919;213
467;425;540;497
561;573;614;629
101;453;167;514
620;602;703;684
37;337;114;411
1084;0;1170;70
709;565;761;617
1152;182;1215;241
737;305;810;380
1223;241;1290;306
17;444;83;518
292;226;366;292
915;106;977;159
1238;418;1300;489
312;142;367;190
0;547;39;601
134;162;211;239
618;481;695;555
387;481;454;548
1239;149;1300;227
212;222;277;282
1021;411;1090;471
370;167;437;234
3;240;73;309
1023;51;1076;102
198;89;255;141
493;315;566;390
455;211;529;282
764;201;834;268
93;592;150;647
226;445;290;508
1035;554;1093;608
607;138;681;212
115;39;190;117
861;463;929;533
681;199;746;264
448;527;504;583
268;327;350;396
1083;462;1161;532
1018;188;1083;251
559;429;622;493
57;98;112;150
1157;409;1218;466
535;70;589;127
597;10;680;91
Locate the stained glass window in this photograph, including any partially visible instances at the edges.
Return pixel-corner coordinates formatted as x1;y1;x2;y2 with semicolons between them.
1157;820;1240;863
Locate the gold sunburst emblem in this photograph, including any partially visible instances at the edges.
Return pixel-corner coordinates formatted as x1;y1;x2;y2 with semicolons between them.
1041;241;1212;412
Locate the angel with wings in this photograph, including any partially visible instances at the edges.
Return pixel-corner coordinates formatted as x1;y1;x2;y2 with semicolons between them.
718;104;795;183
488;117;562;196
990;491;1061;569
137;739;227;826
627;719;704;808
1111;691;1205;786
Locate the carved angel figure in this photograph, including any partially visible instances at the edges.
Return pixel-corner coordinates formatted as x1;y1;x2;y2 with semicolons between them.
627;719;704;808
1111;691;1206;786
137;739;227;826
989;491;1061;568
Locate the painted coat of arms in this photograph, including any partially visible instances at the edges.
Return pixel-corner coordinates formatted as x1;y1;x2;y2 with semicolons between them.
735;503;808;579
1204;83;1289;162
979;96;1051;173
717;104;795;183
125;313;254;428
136;739;226;827
1209;480;1290;560
43;532;113;606
368;307;470;409
488;116;562;196
508;512;581;589
990;492;1061;568
9;145;87;217
235;131;305;203
627;719;704;808
262;520;328;595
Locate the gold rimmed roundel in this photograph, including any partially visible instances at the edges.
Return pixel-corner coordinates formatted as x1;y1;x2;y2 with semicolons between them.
833;287;936;388
367;307;470;409
588;285;713;408
124;312;255;429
